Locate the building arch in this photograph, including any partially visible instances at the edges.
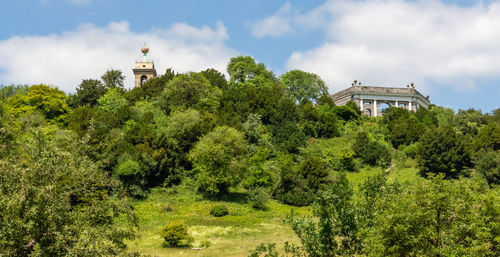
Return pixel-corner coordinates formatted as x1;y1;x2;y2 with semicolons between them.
140;75;148;85
379;102;391;113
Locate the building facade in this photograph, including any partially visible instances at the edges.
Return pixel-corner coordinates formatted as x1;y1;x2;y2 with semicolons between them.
331;81;430;117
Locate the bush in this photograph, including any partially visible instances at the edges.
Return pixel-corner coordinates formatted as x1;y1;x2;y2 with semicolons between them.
417;126;471;178
402;143;418;159
116;160;144;186
475;150;500;185
210;205;229;217
248;188;270;210
276;189;314;207
161;220;192;247
337;150;355;171
274;155;317;206
352;131;392;168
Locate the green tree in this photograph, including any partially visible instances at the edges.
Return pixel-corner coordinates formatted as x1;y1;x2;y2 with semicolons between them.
189;126;248;194
475;150;500;185
227;56;276;85
150;108;210;186
417;126;471;178
5;84;70;123
382;107;426;148
70;79;106;107
453;108;486;136
67;105;97;136
101;69;125;89
97;88;129;115
285;172;359;256
352;131;392;168
125;68;177;102
474;122;500;151
0;131;136;256
332;105;359;122
161;72;222;114
363;175;500;257
201;68;228;90
280;70;328;103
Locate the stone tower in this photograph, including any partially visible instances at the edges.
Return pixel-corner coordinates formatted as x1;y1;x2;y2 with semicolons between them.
133;45;157;87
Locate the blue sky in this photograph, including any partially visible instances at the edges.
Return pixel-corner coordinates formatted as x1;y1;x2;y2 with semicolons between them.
0;0;499;113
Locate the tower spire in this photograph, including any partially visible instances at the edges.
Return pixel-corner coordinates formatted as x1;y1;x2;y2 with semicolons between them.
141;43;149;62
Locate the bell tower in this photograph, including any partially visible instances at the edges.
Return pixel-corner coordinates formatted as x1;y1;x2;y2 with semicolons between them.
133;45;157;87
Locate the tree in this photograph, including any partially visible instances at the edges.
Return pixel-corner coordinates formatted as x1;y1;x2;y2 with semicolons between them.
363;175;500;257
101;69;125;89
475;150;500;185
285;172;359;256
70;79;107;107
5;84;70;123
149;108;210;186
417;126;471;178
201;68;228;90
280;70;328;103
129;68;177;101
97;88;128;115
332;105;359;122
226;56;276;85
0;131;136;256
161;72;222;114
300;103;339;139
382;107;426;148
352;131;392;168
453;108;486;136
189;126;248;194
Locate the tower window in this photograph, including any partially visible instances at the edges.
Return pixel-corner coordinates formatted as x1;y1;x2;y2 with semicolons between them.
140;75;148;85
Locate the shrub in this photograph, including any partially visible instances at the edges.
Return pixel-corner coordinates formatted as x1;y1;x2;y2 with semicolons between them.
276;188;314;207
244;168;275;189
298;156;331;192
274;155;316;206
417;126;471;178
402;143;418;159
248;188;270;210
116;160;144;186
475;150;500;185
210;205;229;217
337;150;355;171
352;131;392;168
161;220;192;247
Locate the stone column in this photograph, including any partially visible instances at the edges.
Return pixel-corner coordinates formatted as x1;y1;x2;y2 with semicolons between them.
360;99;364;112
395;100;398;108
409;101;412;111
373;100;377;117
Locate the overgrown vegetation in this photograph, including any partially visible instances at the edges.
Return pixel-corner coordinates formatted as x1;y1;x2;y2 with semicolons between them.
0;56;499;256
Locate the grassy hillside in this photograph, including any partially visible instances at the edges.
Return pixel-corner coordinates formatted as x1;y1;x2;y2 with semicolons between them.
124;165;420;256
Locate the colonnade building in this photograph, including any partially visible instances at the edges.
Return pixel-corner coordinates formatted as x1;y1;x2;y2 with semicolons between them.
331;81;431;117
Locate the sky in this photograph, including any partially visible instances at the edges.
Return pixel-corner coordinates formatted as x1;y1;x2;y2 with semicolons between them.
0;0;499;113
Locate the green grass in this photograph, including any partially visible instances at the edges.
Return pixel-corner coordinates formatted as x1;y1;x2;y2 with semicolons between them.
122;161;421;256
346;160;420;192
122;184;310;257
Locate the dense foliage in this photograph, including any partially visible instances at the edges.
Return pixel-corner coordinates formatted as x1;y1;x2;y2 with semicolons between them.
161;220;192;247
0;55;499;255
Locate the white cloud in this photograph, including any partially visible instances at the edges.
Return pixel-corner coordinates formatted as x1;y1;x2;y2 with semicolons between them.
257;0;500;94
251;2;293;38
0;21;237;92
